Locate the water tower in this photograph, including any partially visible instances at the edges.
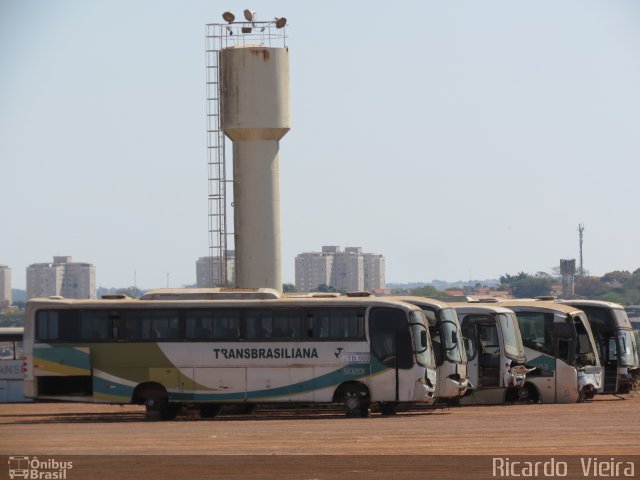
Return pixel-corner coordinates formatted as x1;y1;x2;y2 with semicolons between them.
560;259;576;298
206;12;290;290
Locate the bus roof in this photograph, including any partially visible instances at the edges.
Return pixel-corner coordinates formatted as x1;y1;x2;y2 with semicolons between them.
24;295;426;312
140;288;282;300
383;296;452;311
559;299;625;310
447;302;515;315
498;299;583;316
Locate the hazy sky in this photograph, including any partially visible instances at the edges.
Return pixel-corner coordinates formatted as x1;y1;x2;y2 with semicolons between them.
2;1;640;290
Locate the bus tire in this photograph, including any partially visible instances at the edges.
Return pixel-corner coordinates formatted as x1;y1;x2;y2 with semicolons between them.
341;384;370;418
380;403;397;415
200;404;222;418
160;402;181;420
517;383;539;403
134;383;179;421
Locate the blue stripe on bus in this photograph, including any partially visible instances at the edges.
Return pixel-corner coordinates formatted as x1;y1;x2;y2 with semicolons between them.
90;362;391;403
34;345;90;370
175;362;387;402
526;353;556;372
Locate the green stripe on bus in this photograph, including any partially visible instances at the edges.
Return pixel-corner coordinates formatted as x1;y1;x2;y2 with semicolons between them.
34;345;90;371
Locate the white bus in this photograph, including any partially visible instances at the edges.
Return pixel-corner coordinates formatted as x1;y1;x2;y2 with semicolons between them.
0;327;30;403
451;303;528;405
499;300;602;403
387;297;470;403
23;290;436;419
560;300;639;394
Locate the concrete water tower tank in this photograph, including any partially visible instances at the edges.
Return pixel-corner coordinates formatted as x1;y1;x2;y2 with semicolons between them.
221;44;290;290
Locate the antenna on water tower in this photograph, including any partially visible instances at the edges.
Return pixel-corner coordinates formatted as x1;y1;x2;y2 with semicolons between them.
578;224;585;277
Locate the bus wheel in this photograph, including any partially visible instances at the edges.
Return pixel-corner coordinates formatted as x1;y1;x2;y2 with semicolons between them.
200;405;222;418
146;399;180;420
517;384;539;403
342;385;370;418
160;402;181;420
380;403;397;415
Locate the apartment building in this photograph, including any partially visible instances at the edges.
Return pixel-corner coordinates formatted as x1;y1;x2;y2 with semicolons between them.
295;245;385;293
26;256;96;299
196;251;236;287
294;249;334;293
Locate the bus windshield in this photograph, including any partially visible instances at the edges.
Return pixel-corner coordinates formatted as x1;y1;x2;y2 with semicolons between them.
498;313;525;361
617;330;638;367
411;311;435;370
440;308;465;364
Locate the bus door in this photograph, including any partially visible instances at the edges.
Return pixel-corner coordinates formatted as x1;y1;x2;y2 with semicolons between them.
368;308;414;402
461;319;501;389
553;322;579;403
477;324;501;388
601;336;619;393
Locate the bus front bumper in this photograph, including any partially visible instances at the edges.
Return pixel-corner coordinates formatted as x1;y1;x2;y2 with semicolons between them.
413;379;435;402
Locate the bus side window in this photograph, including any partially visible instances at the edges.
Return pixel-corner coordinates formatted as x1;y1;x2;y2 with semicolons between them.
37;311;59;341
80;310;109;340
120;311;143;341
212;310;241;340
149;311;180;340
311;310;331;339
186;312;214;340
270;310;302;339
329;309;361;338
460;321;477;361
246;310;273;339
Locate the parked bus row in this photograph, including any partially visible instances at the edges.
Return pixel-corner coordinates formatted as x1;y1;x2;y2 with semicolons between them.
18;289;639;419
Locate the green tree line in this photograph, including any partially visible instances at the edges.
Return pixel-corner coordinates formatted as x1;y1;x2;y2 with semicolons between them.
500;268;640;304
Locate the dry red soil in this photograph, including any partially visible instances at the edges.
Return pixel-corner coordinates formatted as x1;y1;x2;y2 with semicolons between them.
1;396;638;479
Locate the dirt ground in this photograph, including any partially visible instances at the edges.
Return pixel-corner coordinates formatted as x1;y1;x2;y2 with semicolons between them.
1;396;639;479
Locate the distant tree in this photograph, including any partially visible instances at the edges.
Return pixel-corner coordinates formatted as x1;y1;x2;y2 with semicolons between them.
535;271;554;279
511;277;553;298
499;271;529;287
409;285;440;297
116;286;144;299
601;270;631;285
574;276;607;298
625;269;640;289
391;288;410;295
316;284;344;294
596;291;626;304
282;283;297;293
